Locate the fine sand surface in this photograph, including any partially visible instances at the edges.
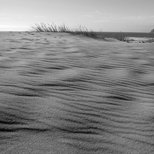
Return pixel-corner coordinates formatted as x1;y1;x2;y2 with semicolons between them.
0;32;154;154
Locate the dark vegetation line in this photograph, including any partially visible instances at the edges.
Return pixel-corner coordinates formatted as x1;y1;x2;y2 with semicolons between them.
32;22;154;42
32;22;102;39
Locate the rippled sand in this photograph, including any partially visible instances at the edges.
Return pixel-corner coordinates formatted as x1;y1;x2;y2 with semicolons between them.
0;32;154;154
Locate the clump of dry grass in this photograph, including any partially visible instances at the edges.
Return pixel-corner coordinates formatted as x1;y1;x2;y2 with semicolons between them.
70;25;99;38
32;22;59;32
32;22;104;39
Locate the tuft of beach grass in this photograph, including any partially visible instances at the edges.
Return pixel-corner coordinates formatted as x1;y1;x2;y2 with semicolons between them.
32;22;104;39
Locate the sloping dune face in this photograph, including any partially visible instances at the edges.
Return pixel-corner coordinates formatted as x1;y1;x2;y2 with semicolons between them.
0;32;154;154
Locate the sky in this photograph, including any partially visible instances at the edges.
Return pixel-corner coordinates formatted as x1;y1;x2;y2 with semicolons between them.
0;0;154;32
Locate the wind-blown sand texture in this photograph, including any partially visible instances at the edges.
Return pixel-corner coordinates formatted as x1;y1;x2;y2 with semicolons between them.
0;32;154;154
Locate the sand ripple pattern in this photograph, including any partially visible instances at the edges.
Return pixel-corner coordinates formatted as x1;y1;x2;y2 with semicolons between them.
0;32;154;154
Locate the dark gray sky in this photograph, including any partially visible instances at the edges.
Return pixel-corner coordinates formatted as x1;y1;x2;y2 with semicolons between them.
0;0;154;32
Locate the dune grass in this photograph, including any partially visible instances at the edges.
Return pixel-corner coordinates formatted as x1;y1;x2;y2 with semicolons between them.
31;23;131;41
31;22;126;41
32;23;59;32
32;22;104;39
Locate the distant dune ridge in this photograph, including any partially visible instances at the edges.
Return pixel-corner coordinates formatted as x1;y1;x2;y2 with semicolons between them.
0;31;154;154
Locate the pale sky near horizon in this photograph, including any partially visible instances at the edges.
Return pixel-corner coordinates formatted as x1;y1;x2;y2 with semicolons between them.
0;0;154;32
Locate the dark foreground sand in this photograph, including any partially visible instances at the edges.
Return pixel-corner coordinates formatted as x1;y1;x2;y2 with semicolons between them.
0;32;154;154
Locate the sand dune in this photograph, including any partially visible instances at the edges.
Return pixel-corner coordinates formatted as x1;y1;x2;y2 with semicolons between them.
0;32;154;154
